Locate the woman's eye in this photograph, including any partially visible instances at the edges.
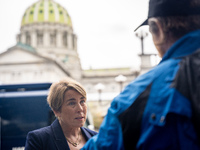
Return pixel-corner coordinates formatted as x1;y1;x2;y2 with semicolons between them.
68;102;76;106
80;100;86;104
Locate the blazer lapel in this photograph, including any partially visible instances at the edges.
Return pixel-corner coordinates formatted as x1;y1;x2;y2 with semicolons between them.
51;119;70;150
81;127;93;141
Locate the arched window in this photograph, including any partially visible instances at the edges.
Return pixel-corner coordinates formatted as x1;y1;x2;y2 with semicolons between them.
50;32;56;46
26;32;31;45
63;32;68;47
37;32;43;46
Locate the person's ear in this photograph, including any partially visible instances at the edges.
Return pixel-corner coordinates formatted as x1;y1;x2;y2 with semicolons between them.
53;110;60;118
149;18;164;45
149;21;159;34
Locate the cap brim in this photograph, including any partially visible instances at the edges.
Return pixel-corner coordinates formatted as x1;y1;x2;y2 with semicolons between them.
134;19;148;32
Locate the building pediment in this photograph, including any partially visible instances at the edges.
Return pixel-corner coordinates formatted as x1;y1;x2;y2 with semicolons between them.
0;44;48;65
0;43;72;84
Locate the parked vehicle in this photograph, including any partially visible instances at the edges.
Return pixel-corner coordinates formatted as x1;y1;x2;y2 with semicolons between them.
0;83;94;150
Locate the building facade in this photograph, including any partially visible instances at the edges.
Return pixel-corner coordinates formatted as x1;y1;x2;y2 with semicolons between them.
0;0;156;101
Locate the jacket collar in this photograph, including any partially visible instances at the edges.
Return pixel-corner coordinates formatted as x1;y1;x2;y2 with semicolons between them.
51;119;70;150
161;30;200;63
81;127;93;141
51;119;92;149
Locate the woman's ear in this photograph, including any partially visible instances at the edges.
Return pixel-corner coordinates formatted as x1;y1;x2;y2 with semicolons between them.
53;110;60;118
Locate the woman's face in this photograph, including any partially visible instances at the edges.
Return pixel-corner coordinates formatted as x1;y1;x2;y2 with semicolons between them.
55;89;87;128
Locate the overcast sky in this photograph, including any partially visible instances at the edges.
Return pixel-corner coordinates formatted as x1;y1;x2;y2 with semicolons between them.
0;0;157;70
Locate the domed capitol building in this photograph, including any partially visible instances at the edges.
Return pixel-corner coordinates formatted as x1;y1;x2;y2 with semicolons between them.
0;0;156;102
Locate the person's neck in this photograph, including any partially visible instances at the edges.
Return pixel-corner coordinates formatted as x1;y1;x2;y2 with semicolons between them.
63;126;82;148
64;127;81;137
59;121;81;137
156;40;174;58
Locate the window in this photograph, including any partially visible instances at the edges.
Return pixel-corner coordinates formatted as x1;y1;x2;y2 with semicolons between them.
17;34;21;43
37;32;43;46
50;32;56;46
63;32;68;47
72;34;75;49
26;32;31;45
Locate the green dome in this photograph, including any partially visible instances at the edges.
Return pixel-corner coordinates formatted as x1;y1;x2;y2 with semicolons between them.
21;0;72;27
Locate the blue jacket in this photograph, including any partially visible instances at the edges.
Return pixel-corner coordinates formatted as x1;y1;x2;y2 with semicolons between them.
25;119;97;150
82;30;200;150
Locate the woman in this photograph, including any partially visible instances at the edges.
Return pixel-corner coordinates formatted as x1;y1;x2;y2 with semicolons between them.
25;77;97;150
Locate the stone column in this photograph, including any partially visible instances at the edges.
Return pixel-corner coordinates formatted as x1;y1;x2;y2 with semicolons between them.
67;32;72;50
73;34;77;51
21;32;26;44
31;31;37;48
56;30;62;48
44;30;49;47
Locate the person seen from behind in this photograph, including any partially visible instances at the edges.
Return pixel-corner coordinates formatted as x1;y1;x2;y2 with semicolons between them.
82;0;200;149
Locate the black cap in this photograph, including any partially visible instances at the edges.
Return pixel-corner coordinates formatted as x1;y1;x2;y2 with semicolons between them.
134;0;200;31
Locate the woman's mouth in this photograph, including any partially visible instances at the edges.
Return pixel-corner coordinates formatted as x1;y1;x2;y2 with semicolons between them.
75;116;84;120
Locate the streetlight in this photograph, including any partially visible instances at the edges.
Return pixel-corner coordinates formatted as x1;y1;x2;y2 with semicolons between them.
115;74;127;92
135;30;148;55
95;83;105;103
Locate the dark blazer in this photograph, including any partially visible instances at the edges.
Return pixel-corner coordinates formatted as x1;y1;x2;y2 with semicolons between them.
25;119;97;150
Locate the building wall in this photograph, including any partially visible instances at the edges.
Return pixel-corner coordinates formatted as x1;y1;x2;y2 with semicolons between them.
0;63;68;84
81;70;138;101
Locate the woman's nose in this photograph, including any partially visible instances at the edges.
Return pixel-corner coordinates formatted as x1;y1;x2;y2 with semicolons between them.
77;103;83;111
